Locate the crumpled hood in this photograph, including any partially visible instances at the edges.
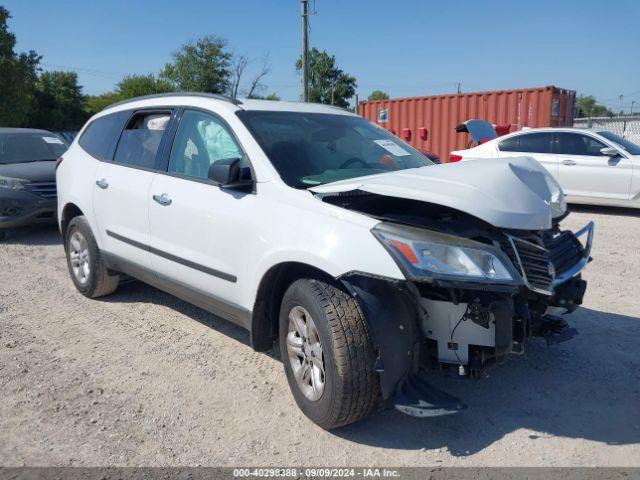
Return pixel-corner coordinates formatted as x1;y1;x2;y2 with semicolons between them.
310;156;566;230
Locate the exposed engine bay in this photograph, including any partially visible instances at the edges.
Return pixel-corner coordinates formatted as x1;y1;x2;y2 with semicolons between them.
328;190;591;378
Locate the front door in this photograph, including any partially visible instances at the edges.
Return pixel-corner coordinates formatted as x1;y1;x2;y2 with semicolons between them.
148;109;257;323
556;132;632;201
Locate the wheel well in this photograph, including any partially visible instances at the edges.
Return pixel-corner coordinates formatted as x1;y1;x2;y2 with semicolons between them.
60;203;84;238
250;262;336;351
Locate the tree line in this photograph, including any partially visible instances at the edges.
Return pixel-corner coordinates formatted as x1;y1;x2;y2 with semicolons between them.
0;5;367;132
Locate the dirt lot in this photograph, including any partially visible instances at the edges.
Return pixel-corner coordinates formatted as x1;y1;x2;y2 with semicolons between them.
0;206;639;467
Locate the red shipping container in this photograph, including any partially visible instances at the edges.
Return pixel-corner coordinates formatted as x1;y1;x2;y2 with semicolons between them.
359;86;576;163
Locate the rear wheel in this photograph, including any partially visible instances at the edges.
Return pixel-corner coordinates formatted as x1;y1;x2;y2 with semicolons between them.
64;216;119;298
279;278;379;429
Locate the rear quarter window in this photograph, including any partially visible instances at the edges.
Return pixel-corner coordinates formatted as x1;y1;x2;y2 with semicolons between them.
78;111;130;161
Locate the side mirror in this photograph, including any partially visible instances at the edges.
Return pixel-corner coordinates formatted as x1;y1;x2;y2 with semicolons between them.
600;147;619;157
208;158;253;189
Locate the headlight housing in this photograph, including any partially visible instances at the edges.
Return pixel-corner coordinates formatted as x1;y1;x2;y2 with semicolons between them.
372;222;520;284
0;175;27;190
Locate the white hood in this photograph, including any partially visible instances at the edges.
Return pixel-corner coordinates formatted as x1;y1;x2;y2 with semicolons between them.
310;156;566;230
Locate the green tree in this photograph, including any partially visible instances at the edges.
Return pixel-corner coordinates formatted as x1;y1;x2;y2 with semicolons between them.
160;35;232;93
367;90;389;101
296;48;357;108
0;6;40;126
247;92;280;101
84;92;121;118
117;74;173;99
28;71;86;130
84;74;174;117
575;95;612;118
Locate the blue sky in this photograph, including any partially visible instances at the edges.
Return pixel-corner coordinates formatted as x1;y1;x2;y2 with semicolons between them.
5;0;640;110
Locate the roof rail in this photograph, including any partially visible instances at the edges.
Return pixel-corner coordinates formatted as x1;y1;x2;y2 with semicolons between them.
107;92;243;109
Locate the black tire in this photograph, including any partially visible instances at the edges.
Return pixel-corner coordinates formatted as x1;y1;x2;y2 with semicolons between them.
279;278;379;429
64;215;119;298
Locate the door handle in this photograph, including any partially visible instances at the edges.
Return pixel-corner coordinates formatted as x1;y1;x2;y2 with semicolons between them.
96;178;109;189
562;160;577;166
152;193;172;206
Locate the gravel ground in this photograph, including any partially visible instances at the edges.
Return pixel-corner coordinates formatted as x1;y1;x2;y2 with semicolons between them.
0;206;639;467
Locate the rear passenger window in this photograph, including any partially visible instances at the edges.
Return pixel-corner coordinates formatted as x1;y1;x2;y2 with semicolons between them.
113;111;171;169
499;132;553;154
78;111;130;161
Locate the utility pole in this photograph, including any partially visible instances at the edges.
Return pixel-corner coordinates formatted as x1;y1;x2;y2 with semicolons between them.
619;94;623;116
456;82;461;94
301;0;309;102
631;100;636;116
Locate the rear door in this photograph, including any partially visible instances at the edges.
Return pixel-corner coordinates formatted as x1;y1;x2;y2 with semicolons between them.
92;109;173;268
496;131;558;179
556;132;632;201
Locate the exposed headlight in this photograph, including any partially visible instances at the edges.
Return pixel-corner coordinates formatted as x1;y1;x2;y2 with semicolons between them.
372;222;519;284
0;176;27;190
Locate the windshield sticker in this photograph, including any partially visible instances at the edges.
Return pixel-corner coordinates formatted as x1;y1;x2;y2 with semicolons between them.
374;139;410;156
42;136;64;145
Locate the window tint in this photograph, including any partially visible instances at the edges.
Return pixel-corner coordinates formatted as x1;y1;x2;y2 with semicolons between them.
168;110;243;180
0;133;67;164
499;132;553;153
597;131;640;155
78;111;130;161
556;133;606;156
113;112;170;169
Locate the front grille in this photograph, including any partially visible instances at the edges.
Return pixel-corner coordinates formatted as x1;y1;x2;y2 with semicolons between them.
26;181;57;199
545;231;584;276
501;229;585;293
509;234;553;292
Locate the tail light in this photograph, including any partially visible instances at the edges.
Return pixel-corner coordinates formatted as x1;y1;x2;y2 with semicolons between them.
55;157;64;169
449;154;463;162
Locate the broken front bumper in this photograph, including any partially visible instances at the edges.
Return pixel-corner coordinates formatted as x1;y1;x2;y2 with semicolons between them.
551;221;594;288
339;222;594;417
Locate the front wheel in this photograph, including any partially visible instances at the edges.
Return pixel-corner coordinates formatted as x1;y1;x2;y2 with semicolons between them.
279;278;379;429
64;215;119;298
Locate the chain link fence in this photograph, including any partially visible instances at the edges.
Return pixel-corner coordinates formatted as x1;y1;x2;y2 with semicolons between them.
573;116;640;145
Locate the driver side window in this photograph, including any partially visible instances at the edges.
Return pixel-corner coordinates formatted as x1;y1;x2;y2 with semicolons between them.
556;132;607;156
168;110;243;180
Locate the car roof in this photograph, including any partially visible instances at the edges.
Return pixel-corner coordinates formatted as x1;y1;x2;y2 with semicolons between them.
508;126;601;134
99;92;356;118
0;127;55;135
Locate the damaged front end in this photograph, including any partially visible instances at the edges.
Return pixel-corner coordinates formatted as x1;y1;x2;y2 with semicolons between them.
330;187;593;417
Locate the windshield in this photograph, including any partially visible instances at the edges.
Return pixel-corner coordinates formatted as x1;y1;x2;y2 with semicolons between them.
0;132;68;164
237;111;433;188
597;131;640;155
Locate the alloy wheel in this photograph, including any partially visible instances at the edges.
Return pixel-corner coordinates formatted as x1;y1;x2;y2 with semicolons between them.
286;305;325;401
69;231;90;285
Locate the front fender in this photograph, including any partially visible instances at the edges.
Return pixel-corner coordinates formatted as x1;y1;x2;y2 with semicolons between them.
339;273;421;400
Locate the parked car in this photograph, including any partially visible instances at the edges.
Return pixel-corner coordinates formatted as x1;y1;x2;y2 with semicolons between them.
450;121;640;208
57;93;593;428
0;128;68;238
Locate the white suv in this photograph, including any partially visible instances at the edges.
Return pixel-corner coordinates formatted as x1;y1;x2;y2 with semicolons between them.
57;93;593;428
